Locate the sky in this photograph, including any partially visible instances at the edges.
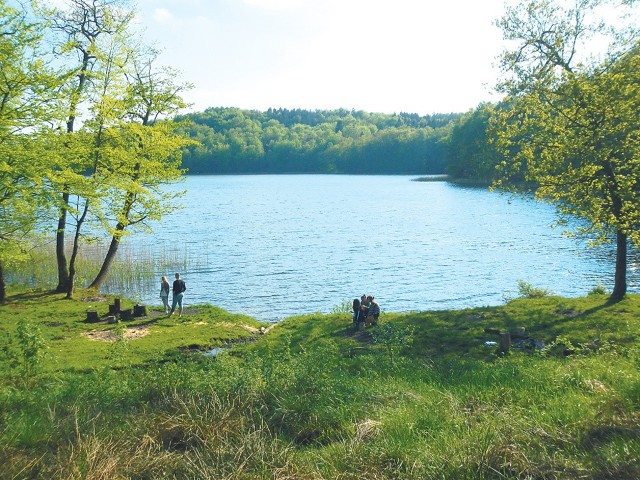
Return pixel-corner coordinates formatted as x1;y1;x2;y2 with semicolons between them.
133;0;509;116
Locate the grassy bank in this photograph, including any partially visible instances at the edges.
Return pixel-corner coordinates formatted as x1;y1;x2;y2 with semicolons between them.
1;287;639;479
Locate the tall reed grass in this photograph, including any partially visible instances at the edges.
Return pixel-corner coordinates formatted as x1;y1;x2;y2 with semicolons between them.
6;240;203;296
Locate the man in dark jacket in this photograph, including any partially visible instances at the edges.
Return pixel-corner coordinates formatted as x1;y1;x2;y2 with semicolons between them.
170;272;186;316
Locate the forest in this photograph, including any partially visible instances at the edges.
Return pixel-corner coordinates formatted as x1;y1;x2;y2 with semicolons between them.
177;108;462;175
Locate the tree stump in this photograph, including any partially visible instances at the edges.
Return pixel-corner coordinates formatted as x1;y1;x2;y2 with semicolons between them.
511;327;526;339
120;308;133;320
499;332;511;353
85;310;100;323
114;298;121;312
106;315;117;324
133;304;147;317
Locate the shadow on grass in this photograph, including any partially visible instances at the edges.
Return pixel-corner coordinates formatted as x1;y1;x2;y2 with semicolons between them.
8;289;57;303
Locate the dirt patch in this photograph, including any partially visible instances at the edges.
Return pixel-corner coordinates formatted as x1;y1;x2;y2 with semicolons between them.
218;321;266;334
84;325;150;342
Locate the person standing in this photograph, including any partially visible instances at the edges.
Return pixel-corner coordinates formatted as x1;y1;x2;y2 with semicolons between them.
160;276;170;313
170;272;186;317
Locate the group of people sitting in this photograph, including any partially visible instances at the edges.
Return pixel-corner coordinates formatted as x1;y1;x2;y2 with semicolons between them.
352;295;380;327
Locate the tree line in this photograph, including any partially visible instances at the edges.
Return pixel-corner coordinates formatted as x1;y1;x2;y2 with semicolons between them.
177;108;460;174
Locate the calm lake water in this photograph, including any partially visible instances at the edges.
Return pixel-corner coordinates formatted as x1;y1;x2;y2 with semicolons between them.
114;175;638;322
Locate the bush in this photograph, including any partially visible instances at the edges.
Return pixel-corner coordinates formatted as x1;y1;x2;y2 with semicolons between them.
517;280;552;298
588;283;608;295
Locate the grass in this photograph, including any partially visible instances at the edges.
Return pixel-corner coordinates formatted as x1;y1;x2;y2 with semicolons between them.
1;286;639;479
0;286;265;372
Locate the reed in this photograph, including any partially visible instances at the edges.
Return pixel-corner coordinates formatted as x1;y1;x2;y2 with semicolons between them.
7;239;201;294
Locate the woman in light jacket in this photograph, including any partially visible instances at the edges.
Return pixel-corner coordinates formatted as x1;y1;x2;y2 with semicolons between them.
160;276;170;313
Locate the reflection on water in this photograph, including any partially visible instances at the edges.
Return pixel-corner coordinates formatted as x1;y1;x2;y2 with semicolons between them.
96;175;636;322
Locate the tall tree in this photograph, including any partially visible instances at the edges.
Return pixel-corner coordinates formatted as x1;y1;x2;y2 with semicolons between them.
45;0;134;293
0;1;60;302
61;38;130;299
492;0;640;300
88;49;194;289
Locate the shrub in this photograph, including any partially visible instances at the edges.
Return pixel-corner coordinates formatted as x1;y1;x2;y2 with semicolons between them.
15;319;48;379
517;280;552;298
331;298;353;314
372;321;415;366
588;283;608;295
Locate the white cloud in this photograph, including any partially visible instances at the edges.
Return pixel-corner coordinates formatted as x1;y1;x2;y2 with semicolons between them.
153;8;175;24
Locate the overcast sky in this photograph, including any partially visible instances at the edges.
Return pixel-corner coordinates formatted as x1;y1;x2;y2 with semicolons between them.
135;0;508;115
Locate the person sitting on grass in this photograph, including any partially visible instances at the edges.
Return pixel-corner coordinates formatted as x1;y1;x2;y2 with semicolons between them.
366;295;380;326
352;298;363;324
360;294;370;319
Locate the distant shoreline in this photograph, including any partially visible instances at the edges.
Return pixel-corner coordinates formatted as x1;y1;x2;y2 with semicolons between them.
411;175;449;182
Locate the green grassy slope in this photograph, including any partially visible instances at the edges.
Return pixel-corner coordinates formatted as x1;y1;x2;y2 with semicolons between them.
1;287;638;479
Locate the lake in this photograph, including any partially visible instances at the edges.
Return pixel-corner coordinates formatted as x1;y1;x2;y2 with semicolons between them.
111;175;638;322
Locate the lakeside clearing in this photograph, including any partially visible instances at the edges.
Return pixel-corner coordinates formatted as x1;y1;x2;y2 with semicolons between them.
1;286;639;479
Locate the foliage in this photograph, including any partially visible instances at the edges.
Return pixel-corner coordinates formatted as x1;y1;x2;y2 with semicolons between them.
444;103;502;183
0;1;62;301
0;0;194;298
177;107;459;174
492;0;640;301
371;320;415;365
331;298;353;314
0;319;49;381
589;283;608;295
517;279;553;298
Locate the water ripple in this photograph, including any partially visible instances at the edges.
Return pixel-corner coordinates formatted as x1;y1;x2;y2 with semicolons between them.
114;175;634;322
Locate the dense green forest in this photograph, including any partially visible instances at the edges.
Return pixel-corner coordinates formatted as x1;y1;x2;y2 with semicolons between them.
177;108;462;174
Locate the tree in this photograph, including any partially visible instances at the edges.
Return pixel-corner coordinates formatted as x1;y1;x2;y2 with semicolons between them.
0;1;60;303
492;0;640;301
445;103;501;183
45;0;134;294
59;36;131;299
88;49;194;289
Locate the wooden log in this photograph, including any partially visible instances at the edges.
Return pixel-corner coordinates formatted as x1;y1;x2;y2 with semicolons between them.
119;308;133;320
114;298;121;313
105;315;117;324
499;332;511;353
85;310;100;323
133;304;147;317
108;304;118;315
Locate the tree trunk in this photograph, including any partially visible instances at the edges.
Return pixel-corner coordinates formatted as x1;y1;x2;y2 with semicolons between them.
66;245;78;299
89;162;140;290
0;262;5;304
55;192;70;293
66;199;90;299
610;229;627;302
89;228;123;290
